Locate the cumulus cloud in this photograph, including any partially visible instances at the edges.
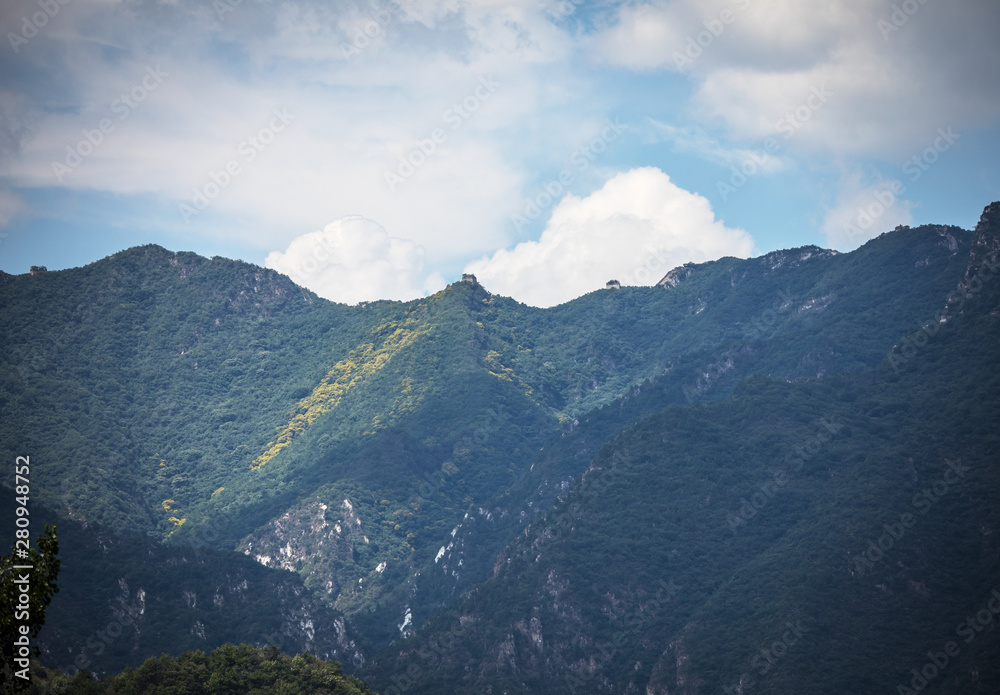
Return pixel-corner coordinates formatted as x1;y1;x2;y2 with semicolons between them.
465;167;755;307
265;216;445;304
821;173;913;251
4;0;998;277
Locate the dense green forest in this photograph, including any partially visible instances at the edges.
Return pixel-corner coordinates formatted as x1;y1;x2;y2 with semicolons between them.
364;205;1000;693
0;203;997;692
18;644;375;695
0;502;365;678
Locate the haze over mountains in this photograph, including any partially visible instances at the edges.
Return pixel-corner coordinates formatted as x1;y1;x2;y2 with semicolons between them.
2;202;999;693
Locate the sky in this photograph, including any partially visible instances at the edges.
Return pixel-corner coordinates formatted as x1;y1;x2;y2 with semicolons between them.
1;0;998;307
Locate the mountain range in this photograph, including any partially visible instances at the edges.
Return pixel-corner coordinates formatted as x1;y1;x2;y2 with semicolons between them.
2;202;998;693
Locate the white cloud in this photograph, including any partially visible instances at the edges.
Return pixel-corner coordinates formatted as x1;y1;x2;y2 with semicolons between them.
821;173;913;251
0;0;579;264
264;216;445;304
4;0;998;276
465;167;755;307
590;2;690;70
594;0;1000;160
590;0;834;74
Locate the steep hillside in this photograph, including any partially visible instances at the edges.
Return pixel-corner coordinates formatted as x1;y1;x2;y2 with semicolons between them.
0;211;989;671
361;205;1000;693
1;501;365;679
415;222;978;608
0;246;376;538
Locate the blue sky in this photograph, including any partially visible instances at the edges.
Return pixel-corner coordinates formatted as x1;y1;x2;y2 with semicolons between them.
1;0;998;306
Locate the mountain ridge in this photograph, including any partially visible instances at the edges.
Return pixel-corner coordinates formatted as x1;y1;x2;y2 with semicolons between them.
1;205;997;685
360;203;1000;694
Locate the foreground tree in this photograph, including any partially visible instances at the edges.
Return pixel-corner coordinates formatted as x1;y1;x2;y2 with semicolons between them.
1;525;60;693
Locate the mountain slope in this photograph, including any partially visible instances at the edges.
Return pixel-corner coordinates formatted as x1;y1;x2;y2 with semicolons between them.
417;222;978;610
0;499;365;679
0;212;990;671
361;206;1000;694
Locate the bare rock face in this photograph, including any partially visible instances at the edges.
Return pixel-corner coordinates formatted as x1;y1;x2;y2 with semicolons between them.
239;496;374;606
657;264;696;288
940;202;1000;322
968;201;1000;271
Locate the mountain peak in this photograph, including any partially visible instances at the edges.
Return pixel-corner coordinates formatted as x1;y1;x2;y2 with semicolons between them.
970;201;1000;269
756;245;838;272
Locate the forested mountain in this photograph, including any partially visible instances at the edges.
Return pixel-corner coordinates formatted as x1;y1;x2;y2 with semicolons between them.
364;206;1000;693
1;203;997;691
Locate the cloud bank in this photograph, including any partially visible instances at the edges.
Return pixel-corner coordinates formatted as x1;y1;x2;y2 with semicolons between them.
1;0;997;283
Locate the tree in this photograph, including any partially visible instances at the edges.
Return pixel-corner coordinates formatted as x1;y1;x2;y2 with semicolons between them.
1;525;61;693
